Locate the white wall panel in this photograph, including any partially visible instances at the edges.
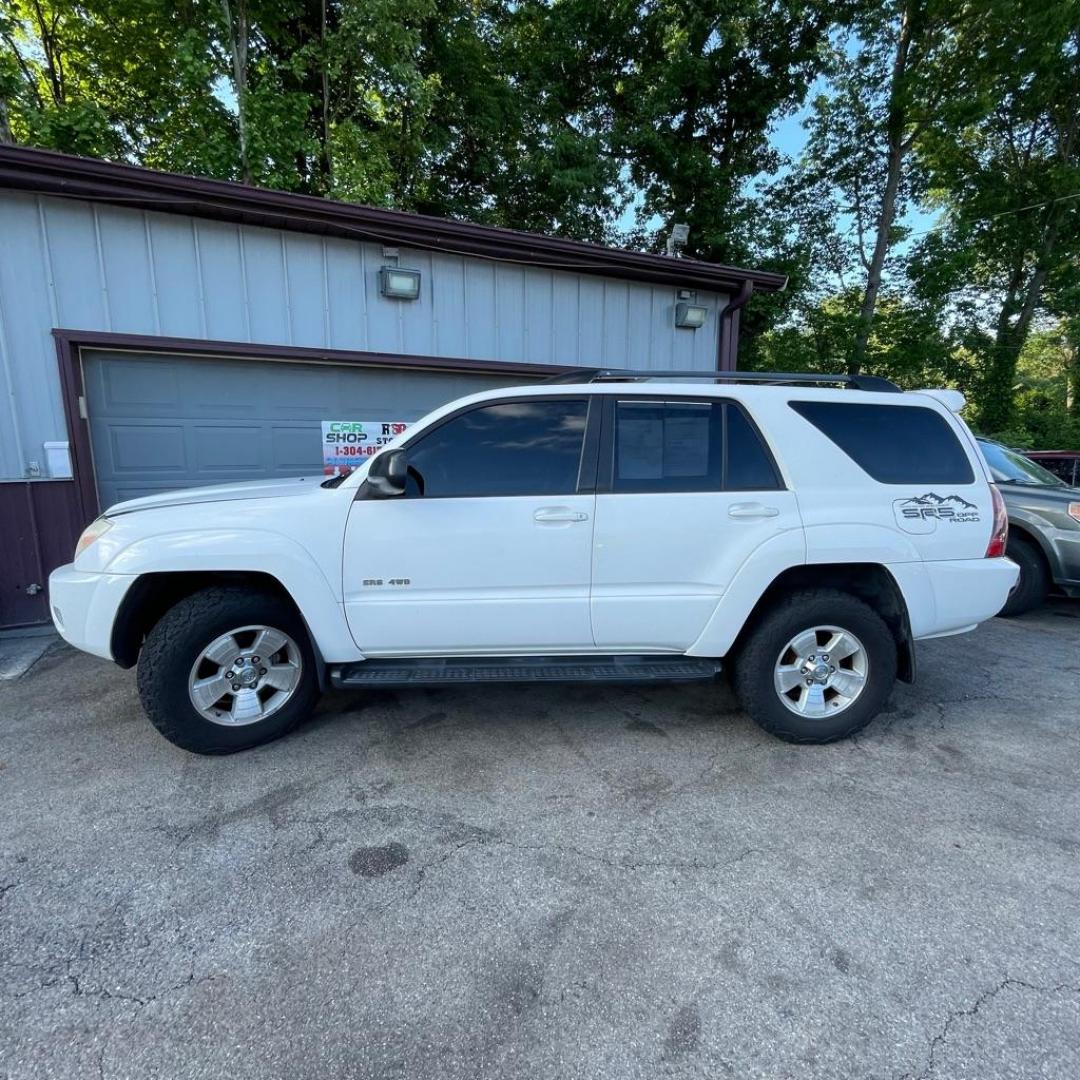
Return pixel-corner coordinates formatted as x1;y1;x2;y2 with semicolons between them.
232;225;280;343
283;232;327;348
97;205;157;334
324;236;366;351
196;221;249;341
148;215;203;338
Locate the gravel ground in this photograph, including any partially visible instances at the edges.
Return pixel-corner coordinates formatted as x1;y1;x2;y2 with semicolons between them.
2;602;1079;1080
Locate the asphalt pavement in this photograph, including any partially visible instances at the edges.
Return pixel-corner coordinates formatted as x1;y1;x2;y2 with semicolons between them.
2;602;1079;1080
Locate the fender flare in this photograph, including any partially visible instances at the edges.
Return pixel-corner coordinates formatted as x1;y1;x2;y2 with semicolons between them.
103;528;360;662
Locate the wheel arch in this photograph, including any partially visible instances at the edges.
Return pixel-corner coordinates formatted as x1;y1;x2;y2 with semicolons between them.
110;571;324;682
725;563;916;683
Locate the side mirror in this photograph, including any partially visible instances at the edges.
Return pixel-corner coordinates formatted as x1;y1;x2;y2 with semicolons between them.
364;449;407;497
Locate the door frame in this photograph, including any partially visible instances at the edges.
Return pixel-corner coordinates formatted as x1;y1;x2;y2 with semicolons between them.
51;328;565;525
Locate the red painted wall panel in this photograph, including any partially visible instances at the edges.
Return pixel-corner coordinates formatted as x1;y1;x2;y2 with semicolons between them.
0;480;86;628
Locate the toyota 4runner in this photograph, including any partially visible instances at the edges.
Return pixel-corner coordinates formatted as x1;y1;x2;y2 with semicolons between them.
49;370;1018;754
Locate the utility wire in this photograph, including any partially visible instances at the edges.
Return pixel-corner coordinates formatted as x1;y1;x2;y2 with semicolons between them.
903;190;1080;239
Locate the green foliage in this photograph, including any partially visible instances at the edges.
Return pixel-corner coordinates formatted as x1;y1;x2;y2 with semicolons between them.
2;1;237;169
909;1;1080;432
600;0;836;266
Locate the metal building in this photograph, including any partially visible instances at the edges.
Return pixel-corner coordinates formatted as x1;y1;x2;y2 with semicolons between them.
0;146;786;628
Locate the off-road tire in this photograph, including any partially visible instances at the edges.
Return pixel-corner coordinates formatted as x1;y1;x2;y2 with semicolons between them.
998;534;1049;617
733;588;897;744
137;586;320;754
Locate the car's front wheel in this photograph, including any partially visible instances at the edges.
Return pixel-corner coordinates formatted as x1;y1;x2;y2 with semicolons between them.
733;589;897;744
137;586;320;754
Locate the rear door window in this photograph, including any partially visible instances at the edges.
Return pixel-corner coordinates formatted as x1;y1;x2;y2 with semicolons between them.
608;399;781;493
789;402;974;485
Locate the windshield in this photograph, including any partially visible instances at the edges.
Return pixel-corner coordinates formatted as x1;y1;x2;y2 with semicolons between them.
978;440;1064;486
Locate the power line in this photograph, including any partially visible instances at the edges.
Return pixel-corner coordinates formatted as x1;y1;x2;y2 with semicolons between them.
903;190;1080;240
828;188;1080;245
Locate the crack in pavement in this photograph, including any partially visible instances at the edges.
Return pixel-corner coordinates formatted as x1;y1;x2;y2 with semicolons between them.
898;976;1080;1080
63;962;220;1012
3;916;218;1017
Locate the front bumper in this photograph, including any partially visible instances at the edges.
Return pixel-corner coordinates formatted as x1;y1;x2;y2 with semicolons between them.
48;565;137;661
1046;530;1080;591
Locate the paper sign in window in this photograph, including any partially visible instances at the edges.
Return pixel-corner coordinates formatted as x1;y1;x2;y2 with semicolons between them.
663;414;710;476
618;418;665;478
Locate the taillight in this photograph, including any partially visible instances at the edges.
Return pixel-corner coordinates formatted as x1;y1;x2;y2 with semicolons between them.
986;484;1008;558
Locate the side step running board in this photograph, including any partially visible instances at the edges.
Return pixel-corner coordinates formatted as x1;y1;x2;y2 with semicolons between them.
329;654;721;690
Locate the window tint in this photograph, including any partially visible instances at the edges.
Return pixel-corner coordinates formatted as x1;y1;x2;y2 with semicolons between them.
790;402;974;485
726;404;783;490
404;399;588;497
611;400;780;493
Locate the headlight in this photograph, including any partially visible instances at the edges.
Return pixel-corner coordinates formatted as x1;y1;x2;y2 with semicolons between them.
1069;503;1080;524
75;517;113;558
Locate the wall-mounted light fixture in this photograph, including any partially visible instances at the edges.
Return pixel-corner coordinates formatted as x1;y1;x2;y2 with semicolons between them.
379;266;422;300
675;301;708;329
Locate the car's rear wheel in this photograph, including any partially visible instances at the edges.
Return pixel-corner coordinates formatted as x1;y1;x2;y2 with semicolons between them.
998;534;1049;617
137;586;320;754
733;589;897;744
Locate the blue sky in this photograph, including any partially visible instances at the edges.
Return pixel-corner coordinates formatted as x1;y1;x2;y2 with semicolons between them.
771;98;941;249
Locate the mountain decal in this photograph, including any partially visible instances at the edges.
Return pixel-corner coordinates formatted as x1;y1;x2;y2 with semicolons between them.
896;492;981;526
900;492;978;510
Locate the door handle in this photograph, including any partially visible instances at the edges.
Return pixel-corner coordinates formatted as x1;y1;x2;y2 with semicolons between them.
534;507;589;523
728;503;780;519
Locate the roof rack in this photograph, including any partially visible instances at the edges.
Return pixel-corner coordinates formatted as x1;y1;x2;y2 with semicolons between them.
543;368;902;392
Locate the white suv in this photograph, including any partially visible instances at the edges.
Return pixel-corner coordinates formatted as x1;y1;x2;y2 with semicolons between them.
49;370;1017;754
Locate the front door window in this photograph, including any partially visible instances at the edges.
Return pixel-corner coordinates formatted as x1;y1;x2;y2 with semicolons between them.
404;399;589;498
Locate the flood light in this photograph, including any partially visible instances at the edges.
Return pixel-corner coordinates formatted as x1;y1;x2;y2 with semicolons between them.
675;302;707;329
379;266;421;300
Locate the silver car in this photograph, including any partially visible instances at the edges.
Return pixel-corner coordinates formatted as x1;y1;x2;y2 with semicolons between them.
977;438;1080;614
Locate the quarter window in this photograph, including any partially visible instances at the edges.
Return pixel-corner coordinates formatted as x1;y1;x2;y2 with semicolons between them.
789;402;975;485
404;399;588;498
610;400;780;493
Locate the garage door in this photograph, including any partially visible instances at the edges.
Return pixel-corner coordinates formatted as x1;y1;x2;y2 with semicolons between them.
82;350;531;508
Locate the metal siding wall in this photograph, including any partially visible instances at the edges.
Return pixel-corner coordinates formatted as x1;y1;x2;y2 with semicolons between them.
243;226;289;341
325;235;367;349
0;191;727;480
148;215;203;337
0;194;65;480
98;205;157;334
198;221;250;341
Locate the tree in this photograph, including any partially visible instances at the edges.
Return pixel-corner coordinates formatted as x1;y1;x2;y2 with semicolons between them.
218;0;253;182
1;0;237;173
914;4;1080;431
593;0;837;267
796;0;995;374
